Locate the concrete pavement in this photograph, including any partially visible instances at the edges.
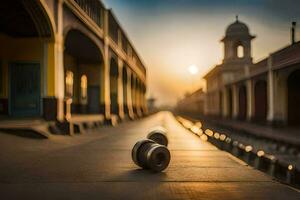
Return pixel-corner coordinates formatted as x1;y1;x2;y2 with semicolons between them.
0;112;299;199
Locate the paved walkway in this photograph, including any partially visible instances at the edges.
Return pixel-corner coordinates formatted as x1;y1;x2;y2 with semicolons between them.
0;112;299;199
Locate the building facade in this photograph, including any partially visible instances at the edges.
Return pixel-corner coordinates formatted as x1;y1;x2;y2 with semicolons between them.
204;18;300;126
0;0;147;122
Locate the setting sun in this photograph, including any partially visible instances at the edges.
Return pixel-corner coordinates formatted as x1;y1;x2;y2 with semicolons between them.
188;65;199;75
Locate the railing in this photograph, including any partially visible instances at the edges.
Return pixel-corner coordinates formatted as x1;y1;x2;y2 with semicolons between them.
73;0;147;76
108;11;118;44
73;0;104;29
107;11;146;75
136;57;146;74
121;32;128;54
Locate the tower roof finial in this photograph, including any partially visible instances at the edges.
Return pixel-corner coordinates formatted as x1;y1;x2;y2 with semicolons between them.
236;15;239;22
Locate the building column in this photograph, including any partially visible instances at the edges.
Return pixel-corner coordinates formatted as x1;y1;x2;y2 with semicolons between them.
43;41;58;121
99;59;105;114
103;9;111;119
266;56;287;125
118;58;124;119
267;67;274;123
144;86;148;114
246;79;254;121
232;84;238;119
127;69;134;119
55;0;65;122
141;84;146;114
204;93;209;115
135;80;139;115
267;60;287;125
277;74;288;125
136;81;142;117
131;76;136;116
218;91;222;117
103;46;110;119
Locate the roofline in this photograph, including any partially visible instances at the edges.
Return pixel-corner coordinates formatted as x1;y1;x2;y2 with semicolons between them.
98;0;106;9
220;34;256;42
250;41;300;66
270;40;300;56
107;9;147;72
203;65;221;79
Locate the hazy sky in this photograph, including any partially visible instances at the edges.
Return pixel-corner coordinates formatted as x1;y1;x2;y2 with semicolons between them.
103;0;300;106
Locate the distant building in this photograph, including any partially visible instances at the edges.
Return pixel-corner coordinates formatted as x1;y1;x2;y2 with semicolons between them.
203;17;300;126
147;97;156;112
176;88;205;115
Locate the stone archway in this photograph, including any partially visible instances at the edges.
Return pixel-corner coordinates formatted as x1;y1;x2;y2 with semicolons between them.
238;85;247;120
234;41;245;59
254;80;267;122
64;29;104;115
0;1;54;118
237;45;245;58
287;69;300;126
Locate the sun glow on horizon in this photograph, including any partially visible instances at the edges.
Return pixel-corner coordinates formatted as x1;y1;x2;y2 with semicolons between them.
188;64;199;75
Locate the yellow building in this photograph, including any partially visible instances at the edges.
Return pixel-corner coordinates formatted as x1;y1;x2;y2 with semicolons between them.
0;0;147;123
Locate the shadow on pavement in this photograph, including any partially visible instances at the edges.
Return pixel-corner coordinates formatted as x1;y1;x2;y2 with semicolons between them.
0;129;48;139
109;168;168;182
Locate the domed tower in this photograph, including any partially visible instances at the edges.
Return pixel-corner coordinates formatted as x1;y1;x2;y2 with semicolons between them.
221;16;255;65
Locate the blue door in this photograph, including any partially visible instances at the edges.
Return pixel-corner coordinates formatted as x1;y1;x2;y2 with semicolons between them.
10;63;41;117
87;86;100;113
